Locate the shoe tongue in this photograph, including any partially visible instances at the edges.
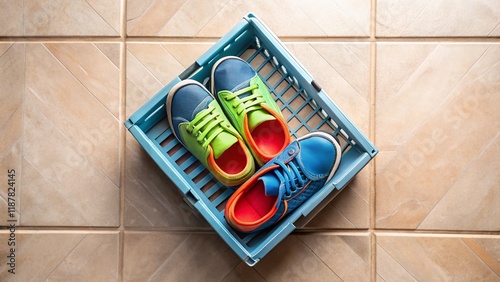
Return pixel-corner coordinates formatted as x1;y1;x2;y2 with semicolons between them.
248;110;276;131
231;79;276;131
211;131;238;159
259;172;281;196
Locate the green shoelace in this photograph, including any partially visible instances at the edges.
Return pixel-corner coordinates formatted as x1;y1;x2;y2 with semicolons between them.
223;84;265;115
186;105;226;149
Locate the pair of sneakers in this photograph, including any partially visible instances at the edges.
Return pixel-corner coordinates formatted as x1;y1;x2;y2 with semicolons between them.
167;56;342;233
167;56;291;187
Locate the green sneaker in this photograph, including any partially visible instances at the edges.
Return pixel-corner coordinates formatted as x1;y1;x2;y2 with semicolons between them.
211;56;291;166
166;79;255;186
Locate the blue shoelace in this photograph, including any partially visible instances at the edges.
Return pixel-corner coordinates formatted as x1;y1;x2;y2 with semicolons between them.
272;160;307;197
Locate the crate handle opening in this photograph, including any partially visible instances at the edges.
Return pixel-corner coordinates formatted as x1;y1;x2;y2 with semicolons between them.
179;62;201;80
183;191;199;208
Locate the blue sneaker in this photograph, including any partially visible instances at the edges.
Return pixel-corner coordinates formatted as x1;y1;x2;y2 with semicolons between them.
211;56;291;166
166;79;255;187
225;131;341;232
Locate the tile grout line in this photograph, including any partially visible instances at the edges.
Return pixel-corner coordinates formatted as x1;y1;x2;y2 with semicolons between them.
20;41;26;226
118;0;127;281
0;37;123;42
372;230;500;237
374;37;500;42
1;36;500;43
369;0;377;281
2;228;499;236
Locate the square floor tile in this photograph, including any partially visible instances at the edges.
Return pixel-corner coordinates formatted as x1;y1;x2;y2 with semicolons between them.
376;43;500;230
0;43;120;227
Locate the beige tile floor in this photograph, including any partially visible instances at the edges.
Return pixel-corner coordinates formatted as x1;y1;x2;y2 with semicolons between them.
0;0;499;281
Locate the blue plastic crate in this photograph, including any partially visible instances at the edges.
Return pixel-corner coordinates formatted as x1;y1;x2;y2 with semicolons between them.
125;13;378;266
